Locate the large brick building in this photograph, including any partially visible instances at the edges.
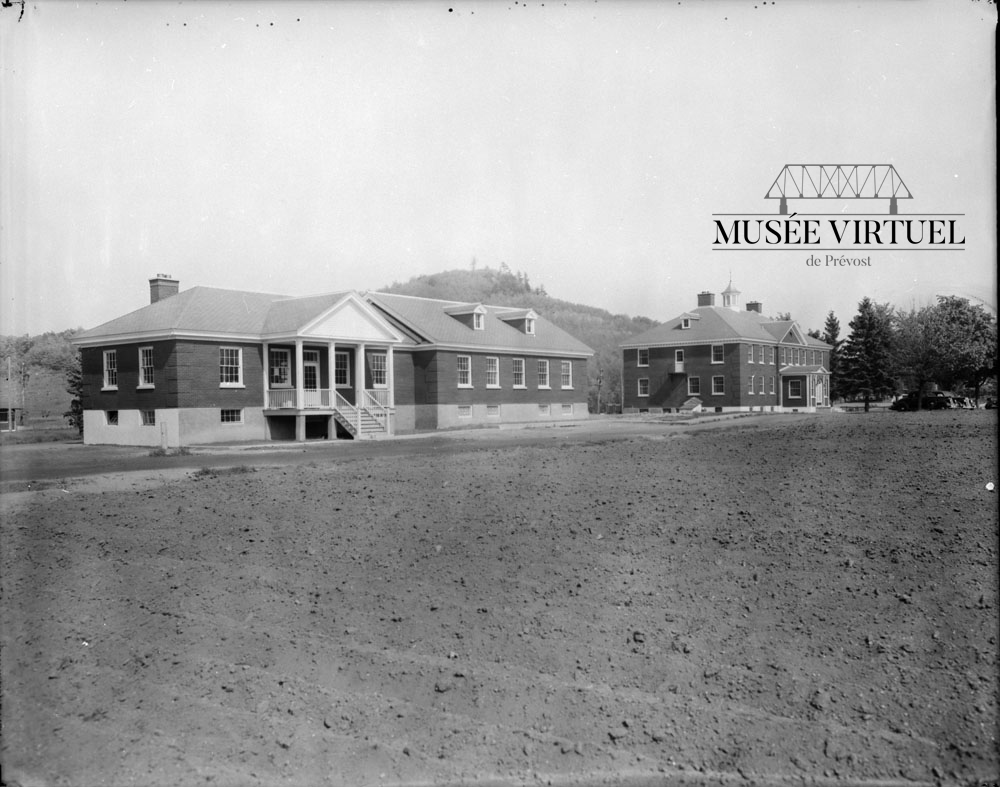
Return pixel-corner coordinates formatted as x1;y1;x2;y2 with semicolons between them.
72;276;593;446
620;282;831;413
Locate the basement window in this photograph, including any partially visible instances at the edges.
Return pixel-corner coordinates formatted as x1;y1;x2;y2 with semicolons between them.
221;409;243;424
140;410;156;426
106;410;119;426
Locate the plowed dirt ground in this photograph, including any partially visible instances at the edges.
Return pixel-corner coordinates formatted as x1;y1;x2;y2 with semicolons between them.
1;411;997;786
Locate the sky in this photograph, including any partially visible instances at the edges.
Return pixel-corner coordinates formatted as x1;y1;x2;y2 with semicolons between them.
1;0;995;337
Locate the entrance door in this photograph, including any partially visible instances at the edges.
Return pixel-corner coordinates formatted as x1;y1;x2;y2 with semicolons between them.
303;351;320;407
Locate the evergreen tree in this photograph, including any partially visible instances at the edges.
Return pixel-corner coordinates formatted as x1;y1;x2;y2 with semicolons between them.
840;297;894;411
821;311;842;401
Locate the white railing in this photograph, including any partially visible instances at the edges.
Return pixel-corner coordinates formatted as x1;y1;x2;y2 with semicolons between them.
363;390;389;430
303;389;331;408
268;389;296;409
366;388;390;408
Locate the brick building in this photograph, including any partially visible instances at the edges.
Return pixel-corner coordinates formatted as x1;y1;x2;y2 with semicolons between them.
620;282;831;414
71;276;593;446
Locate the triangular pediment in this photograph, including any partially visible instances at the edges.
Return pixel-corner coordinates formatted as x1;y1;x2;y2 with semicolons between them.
300;294;403;343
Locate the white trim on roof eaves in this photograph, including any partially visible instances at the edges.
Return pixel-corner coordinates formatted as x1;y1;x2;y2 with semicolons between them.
72;329;264;347
395;341;592;358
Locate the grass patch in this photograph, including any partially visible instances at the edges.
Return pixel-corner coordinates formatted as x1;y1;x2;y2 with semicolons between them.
0;429;80;445
192;465;255;480
148;447;192;457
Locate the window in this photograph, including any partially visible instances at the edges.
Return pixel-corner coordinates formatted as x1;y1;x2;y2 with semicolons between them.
561;360;572;389
474;312;485;330
768;346;774;365
638;378;650;397
140;410;156;426
512;358;525;388
537;360;549;388
538;403;550;416
789;380;802;398
138;347;154;387
637;348;649;367
688;377;700;395
748;375;755;394
758;376;765;394
334;352;350;387
681;318;691;329
675;349;684;363
103;350;118;389
486;357;500;388
780;347;786;365
221;409;243;424
220;347;243;387
757;345;764;364
526;318;535;335
712;376;725;395
487;404;500;418
370;352;387;387
269;349;291;387
561;403;573;416
769;376;775;394
457;355;472;387
458;404;472;418
712;344;724;364
106;410;118;426
748;345;754;363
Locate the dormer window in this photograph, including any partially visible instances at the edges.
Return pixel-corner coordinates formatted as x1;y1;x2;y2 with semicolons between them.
474;312;485;330
681;318;691;329
526;317;535;335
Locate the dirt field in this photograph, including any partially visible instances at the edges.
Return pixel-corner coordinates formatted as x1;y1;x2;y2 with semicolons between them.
1;411;997;786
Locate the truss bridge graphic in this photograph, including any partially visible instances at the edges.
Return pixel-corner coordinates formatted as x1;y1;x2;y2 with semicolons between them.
766;165;912;215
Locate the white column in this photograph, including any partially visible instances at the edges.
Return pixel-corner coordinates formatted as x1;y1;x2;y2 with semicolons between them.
387;344;395;408
328;340;337;406
356;342;366;397
262;342;270;409
295;339;304;411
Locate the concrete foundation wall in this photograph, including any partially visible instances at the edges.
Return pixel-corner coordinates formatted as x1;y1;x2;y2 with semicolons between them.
178;408;266;444
83;409;181;447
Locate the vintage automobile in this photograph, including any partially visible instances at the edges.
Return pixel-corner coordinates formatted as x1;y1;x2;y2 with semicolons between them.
890;390;958;411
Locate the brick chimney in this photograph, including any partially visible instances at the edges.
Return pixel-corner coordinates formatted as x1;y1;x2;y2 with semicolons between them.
697;291;715;307
746;301;763;313
149;274;179;304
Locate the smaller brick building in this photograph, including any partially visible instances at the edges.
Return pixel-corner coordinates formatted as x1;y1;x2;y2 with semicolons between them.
620;282;831;414
71;276;593;446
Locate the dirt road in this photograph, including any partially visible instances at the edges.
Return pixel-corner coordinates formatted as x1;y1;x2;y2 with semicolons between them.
1;411;997;786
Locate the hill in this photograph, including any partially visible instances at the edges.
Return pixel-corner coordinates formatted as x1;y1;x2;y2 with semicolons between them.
379;265;658;410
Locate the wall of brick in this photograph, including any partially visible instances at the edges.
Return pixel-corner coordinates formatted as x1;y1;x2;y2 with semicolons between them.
174;341;264;409
81;341;179;411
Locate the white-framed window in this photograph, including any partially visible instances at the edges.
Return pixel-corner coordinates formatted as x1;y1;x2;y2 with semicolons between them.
457;355;472;387
269;349;291;387
487;404;500;418
561;403;573;416
768;346;774;365
221;408;243;424
638;348;649;367
675;349;684;363
711;344;724;364
474;312;485;330
538;403;550;416
512;358;525;388
140;410;156;426
748;375;755;394
757;345;764;363
712;375;725;395
780;347;786;365
370;352;387;388
526;317;535;335
220;347;243;387
769;376;775;394
688;376;700;395
486;356;500;388
758;376;765;394
681;317;691;329
638;378;650;397
560;360;572;389
334;351;350;387
789;380;802;398
102;350;118;390
138;346;154;388
747;345;754;363
106;410;118;426
458;404;472;418
537;360;549;389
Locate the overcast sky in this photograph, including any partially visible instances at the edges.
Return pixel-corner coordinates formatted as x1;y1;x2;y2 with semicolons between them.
1;0;995;337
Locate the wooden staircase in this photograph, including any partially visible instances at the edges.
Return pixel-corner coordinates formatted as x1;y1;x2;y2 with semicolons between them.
333;394;389;439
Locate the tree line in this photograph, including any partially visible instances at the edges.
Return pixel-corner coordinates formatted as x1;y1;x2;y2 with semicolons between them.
812;295;997;411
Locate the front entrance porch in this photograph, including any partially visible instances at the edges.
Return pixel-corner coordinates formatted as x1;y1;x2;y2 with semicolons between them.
262;340;395;440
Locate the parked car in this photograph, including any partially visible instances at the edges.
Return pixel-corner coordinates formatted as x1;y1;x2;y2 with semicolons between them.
986;397;996;410
890;390;958;411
